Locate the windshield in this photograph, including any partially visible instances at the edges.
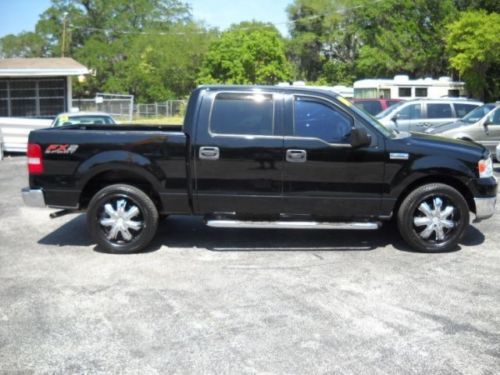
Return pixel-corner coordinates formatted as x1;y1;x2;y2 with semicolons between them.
54;115;115;127
375;101;406;119
461;104;496;124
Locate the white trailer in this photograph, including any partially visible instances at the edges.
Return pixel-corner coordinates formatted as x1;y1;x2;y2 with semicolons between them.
353;75;467;100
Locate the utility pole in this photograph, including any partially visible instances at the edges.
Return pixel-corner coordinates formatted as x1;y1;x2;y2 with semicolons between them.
61;12;68;57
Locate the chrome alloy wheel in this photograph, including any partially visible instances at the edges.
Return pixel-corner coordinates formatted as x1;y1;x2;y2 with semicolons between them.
99;198;143;243
413;196;457;242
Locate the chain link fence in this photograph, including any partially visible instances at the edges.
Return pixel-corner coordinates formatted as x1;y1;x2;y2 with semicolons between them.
72;95;187;122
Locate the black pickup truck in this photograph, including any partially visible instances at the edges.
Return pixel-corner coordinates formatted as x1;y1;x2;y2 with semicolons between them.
22;86;497;253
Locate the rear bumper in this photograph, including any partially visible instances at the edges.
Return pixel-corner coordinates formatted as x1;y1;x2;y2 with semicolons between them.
21;187;46;208
474;196;496;221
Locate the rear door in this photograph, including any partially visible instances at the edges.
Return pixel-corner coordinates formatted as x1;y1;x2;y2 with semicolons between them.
193;91;285;215
415;102;455;132
282;94;385;218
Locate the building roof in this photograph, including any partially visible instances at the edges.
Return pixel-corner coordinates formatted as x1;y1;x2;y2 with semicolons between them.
0;57;89;77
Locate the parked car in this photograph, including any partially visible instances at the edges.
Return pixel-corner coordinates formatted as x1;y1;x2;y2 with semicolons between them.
22;86;496;254
376;99;482;132
425;103;500;158
496;143;500;162
52;112;116;127
351;98;402;116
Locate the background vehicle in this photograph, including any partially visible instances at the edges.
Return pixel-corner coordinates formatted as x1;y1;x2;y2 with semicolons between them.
426;103;500;158
52;112;116;127
497;143;500;162
351;98;402;116
376;99;482;132
354;75;467;99
22;86;496;254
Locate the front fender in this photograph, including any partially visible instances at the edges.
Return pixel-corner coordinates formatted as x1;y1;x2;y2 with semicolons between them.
387;155;476;198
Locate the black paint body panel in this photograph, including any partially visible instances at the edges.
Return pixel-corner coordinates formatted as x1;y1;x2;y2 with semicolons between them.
27;86;496;219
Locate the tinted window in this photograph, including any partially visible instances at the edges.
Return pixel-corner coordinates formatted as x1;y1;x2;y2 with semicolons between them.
454;103;478;118
294;97;352;143
490;109;500;125
415;88;427;97
354;100;382;116
398;104;422;120
462;104;495;123
211;93;273;135
54;115;115;127
427;103;453;119
399;87;412;97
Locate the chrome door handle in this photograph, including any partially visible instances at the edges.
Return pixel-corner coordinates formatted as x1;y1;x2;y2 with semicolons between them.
286;149;307;163
199;146;220;160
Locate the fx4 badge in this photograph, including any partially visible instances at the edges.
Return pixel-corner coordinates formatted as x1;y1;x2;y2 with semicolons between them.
45;144;79;154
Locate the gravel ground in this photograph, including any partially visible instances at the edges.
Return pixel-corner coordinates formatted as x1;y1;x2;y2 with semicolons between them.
0;155;499;374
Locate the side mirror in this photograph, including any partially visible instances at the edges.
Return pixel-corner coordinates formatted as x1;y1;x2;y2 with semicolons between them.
391;113;399;123
350;128;372;148
483;116;492;134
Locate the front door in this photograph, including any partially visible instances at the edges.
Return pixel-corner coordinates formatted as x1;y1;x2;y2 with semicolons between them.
282;94;385;218
194;91;284;215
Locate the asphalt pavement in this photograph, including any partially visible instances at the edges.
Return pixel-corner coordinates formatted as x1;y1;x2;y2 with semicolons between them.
0;155;499;374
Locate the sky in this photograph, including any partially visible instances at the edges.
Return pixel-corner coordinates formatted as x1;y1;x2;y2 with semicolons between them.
0;0;291;38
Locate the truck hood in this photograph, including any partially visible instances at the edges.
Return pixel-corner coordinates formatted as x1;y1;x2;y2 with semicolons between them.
391;131;487;162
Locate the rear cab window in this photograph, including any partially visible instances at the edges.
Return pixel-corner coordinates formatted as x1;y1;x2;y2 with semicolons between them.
210;92;274;135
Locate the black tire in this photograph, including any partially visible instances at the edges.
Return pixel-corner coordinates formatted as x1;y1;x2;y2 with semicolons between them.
87;184;159;254
397;183;469;252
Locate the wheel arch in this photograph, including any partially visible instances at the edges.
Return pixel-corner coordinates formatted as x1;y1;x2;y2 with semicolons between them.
79;168;162;211
393;175;476;217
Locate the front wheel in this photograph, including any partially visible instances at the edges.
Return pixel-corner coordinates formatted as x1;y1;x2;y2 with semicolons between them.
87;184;159;253
397;183;469;252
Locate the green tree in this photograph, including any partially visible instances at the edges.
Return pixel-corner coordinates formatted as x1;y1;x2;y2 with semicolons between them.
102;23;217;102
0;32;47;58
352;0;458;78
446;10;500;100
198;22;292;85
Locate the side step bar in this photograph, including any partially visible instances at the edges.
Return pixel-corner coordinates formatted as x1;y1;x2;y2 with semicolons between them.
205;220;381;230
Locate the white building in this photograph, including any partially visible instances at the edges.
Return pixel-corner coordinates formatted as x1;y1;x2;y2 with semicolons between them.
0;57;89;118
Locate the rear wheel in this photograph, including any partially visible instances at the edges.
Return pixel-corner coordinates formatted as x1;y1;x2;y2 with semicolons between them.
87;184;158;253
397;183;469;252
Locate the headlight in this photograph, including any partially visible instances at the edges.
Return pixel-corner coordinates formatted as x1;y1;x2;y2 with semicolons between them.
478;157;493;178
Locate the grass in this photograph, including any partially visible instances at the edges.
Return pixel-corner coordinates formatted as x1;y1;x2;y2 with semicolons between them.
125;116;185;125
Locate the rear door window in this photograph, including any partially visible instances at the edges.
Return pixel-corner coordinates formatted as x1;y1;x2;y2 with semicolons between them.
210;92;274;135
427;103;453;119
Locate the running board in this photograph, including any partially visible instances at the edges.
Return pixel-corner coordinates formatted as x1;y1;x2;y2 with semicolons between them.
205;220;381;230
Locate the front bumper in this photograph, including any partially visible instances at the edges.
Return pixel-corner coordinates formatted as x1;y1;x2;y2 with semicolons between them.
21;188;46;208
474;196;496;221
